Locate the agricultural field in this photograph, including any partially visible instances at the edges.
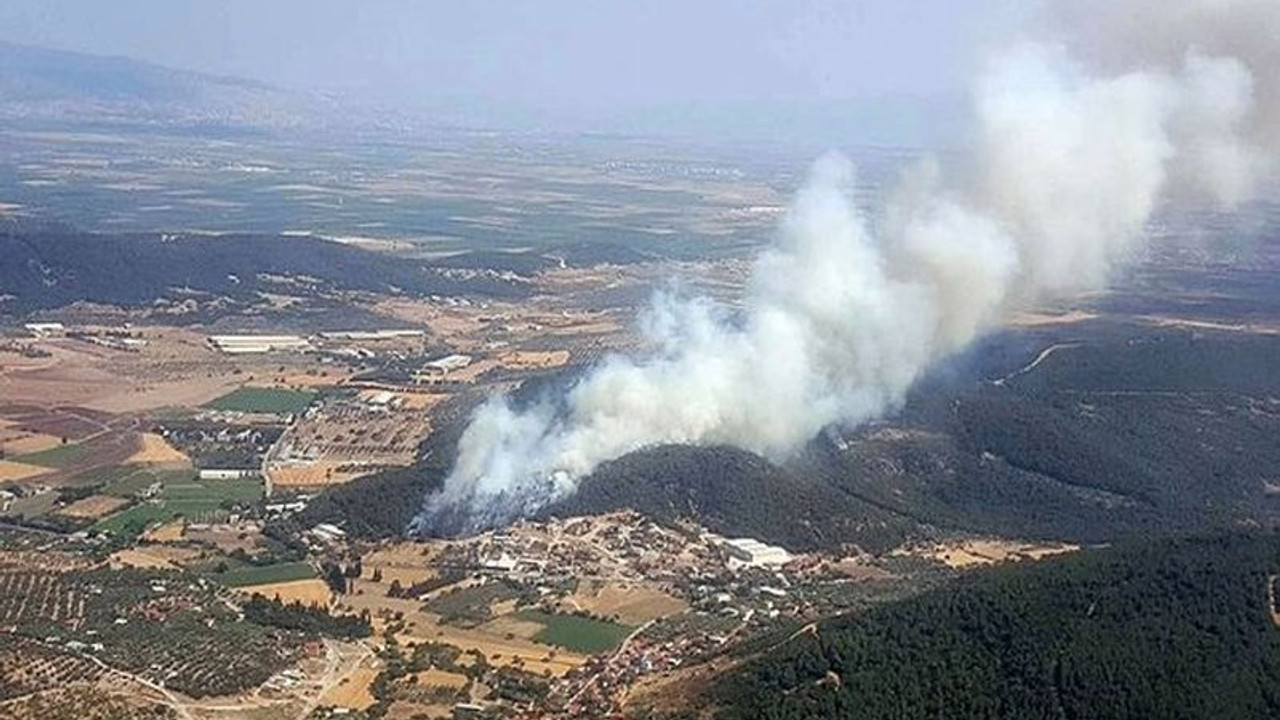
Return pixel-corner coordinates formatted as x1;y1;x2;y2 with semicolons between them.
0;571;82;629
0;421;62;456
0;460;47;482
318;666;379;710
54;494;129;520
0;566;310;699
203;387;317;415
267;393;433;488
341;577;590;677
425;581;528;626
236;577;332;606
516;611;634;654
217;561;318;587
0;635;105;701
0;409;144;497
0;686;175;720
100;466;181;497
15;441;95;468
91;477;262;538
566;581;688;625
126;433;189;465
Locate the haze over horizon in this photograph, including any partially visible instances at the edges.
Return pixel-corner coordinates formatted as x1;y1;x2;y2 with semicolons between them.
0;0;1028;146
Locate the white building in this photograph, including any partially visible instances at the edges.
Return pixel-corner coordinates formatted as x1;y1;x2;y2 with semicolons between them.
415;354;474;383
198;468;260;481
480;554;518;573
722;537;792;567
310;523;347;542
265;500;308;515
24;322;65;338
318;329;424;341
207;335;313;354
366;390;396;407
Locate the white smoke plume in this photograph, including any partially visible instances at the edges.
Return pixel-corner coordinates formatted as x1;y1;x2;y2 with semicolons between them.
416;1;1279;534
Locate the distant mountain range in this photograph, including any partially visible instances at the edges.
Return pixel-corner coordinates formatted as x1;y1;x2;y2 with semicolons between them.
0;41;320;131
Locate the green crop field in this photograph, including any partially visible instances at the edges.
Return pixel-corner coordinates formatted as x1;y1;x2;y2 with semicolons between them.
67;463;146;487
217;562;318;587
100;467;190;498
203;387;317;415
92;477;262;537
16;442;93;468
517;611;633;654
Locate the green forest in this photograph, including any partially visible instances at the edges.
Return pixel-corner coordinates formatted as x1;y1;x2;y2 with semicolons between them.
712;533;1280;720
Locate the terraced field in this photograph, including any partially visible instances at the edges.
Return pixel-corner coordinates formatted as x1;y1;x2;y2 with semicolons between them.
0;572;82;628
0;636;103;701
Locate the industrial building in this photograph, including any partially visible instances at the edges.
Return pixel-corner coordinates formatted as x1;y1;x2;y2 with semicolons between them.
415;353;473;382
317;329;424;341
310;523;347;543
24;322;65;338
722;537;792;566
207;334;313;354
198;468;261;481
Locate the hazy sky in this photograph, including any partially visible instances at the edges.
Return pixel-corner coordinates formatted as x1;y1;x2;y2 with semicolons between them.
0;0;1030;144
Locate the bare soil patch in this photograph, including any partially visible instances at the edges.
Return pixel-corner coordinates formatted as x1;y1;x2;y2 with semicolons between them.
567;582;687;625
0;460;48;482
128;433;190;466
319;666;379;710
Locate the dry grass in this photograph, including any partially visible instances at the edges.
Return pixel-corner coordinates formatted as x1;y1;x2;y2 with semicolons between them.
128;433;190;466
498;350;571;370
568;582;687;625
237;578;334;607
410;669;468;690
111;548;183;570
269;461;373;488
480;615;546;640
924;539;1079;568
362;543;439;587
399;623;585;677
392;392;449;410
0;422;62;455
183;523;264;554
340;578;586;677
57;494;129;519
0;460;49;482
253;372;352;388
319;667;379;710
142;520;186;543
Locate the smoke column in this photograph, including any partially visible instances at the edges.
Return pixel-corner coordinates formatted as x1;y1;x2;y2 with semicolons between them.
416;0;1280;534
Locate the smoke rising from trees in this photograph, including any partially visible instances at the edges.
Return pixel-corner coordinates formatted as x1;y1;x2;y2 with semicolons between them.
415;0;1279;534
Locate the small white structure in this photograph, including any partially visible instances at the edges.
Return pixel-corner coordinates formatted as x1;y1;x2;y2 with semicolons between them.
24;322;65;338
310;523;347;542
416;353;473;382
480;554;518;573
453;703;486;719
722;537;792;567
366;390;396;407
198;468;260;481
265;500;308;515
207;335;312;354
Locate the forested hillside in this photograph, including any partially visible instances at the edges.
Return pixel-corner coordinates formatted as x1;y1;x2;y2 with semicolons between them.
551;329;1280;551
0;224;529;313
545;444;918;552
712;533;1280;720
298;326;1280;554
